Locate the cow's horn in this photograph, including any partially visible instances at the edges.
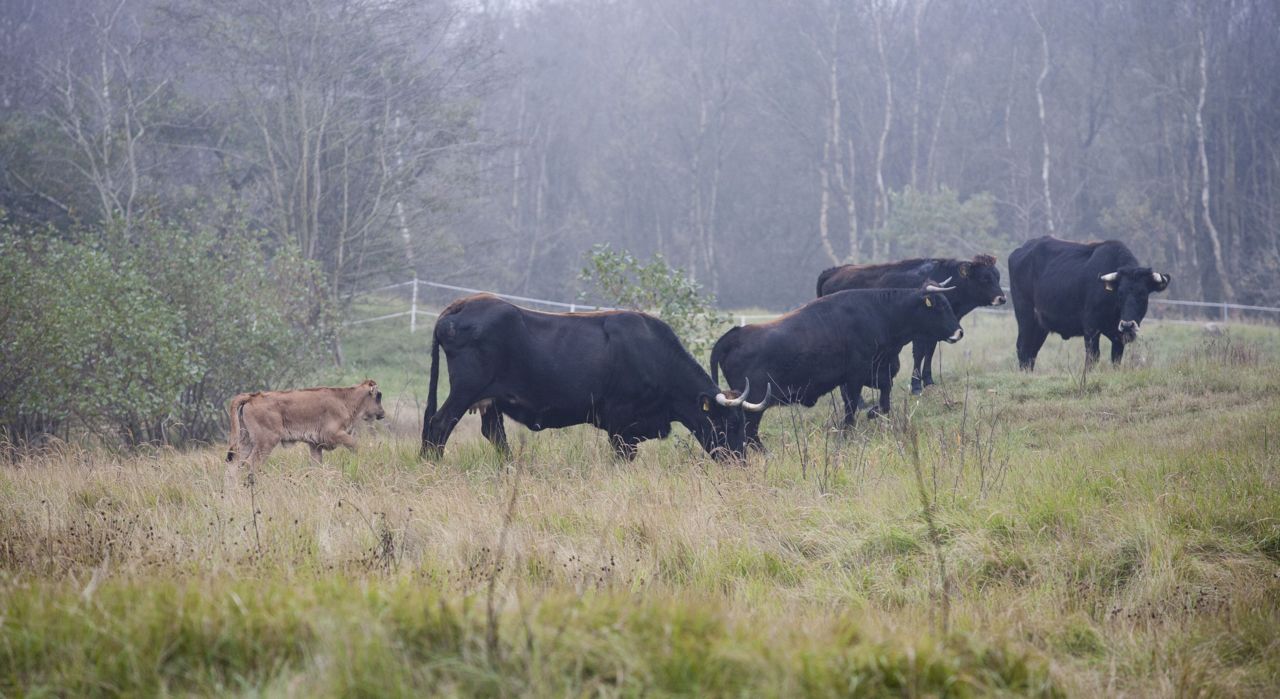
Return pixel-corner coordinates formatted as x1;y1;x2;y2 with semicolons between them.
1100;272;1119;282
925;276;954;292
741;383;771;412
1151;271;1163;283
715;377;749;407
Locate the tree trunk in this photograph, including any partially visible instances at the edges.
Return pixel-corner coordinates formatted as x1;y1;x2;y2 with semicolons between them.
1195;25;1233;300
1026;0;1055;234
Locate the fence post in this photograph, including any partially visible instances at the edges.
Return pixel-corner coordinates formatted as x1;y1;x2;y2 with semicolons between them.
1221;301;1228;324
739;316;746;327
570;303;576;313
410;273;418;333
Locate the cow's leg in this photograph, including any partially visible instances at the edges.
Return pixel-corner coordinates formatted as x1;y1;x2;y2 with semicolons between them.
1109;335;1126;365
479;403;510;454
745;411;766;451
909;341;925;395
913;340;938;393
308;444;325;463
838;384;861;428
866;363;893;419
422;384;487;458
608;431;641;461
1083;330;1102;367
1016;324;1049;371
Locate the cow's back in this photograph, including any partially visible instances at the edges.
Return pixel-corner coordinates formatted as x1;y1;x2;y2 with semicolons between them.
818;259;940;297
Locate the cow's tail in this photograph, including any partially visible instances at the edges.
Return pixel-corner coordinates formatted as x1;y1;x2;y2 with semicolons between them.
816;266;840;297
424;333;442;430
709;328;738;386
225;394;252;462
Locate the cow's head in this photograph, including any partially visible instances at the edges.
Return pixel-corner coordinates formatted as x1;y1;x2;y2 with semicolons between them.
358;379;387;421
907;282;965;344
1099;267;1170;343
696;379;768;460
952;254;1005;307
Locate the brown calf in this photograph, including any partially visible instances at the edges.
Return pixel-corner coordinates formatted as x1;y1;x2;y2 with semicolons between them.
225;380;385;481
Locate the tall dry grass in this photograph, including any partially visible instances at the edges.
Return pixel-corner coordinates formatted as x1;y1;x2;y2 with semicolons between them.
2;320;1278;695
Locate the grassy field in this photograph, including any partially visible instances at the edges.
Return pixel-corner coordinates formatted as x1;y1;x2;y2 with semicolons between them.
2;311;1279;696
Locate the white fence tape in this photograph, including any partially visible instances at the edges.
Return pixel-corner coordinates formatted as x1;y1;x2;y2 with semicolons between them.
346;278;1280;330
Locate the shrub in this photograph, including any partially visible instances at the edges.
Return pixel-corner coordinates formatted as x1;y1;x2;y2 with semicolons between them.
0;215;330;446
877;187;1005;261
578;244;728;355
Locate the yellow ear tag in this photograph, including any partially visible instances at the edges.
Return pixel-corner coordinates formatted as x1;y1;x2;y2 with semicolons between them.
960;265;970;277
924;296;933;308
1105;282;1115;292
702;399;711;412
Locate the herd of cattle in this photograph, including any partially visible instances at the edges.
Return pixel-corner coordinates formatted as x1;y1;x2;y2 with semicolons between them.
224;236;1170;478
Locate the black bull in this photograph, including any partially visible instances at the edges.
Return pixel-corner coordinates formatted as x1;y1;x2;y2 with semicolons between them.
419;294;765;460
816;254;1006;395
709;287;963;449
1008;237;1169;370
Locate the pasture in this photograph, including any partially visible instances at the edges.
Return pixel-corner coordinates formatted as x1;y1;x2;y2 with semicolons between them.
2;313;1278;696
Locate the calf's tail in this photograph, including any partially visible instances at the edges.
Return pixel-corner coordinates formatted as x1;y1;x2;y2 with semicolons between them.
225;394;252;462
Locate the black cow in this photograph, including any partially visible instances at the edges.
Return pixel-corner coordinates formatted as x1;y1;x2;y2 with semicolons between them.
709;285;963;448
816;254;1005;395
1008;236;1170;370
420;294;766;460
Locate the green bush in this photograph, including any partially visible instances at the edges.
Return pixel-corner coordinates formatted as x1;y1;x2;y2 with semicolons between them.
578;244;728;355
0;216;330;446
877;187;1006;261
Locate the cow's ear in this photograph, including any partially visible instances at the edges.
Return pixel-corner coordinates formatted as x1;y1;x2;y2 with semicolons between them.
924;295;934;308
700;395;713;413
958;262;971;278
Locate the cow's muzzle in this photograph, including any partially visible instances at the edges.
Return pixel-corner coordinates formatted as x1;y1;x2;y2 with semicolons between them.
945;328;964;344
1118;320;1139;343
992;295;1007;306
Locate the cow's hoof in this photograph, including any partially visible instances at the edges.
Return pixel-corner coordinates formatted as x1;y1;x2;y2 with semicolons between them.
866;407;887;420
910;385;924;396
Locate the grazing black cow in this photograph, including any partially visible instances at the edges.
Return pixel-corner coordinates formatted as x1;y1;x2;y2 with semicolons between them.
420;294;765;460
709;285;963;448
816;254;1006;396
1008;236;1170;370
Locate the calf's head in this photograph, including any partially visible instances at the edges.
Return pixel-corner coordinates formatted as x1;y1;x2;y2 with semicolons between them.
953;254;1005;307
357;380;387;421
696;378;769;460
1098;268;1170;343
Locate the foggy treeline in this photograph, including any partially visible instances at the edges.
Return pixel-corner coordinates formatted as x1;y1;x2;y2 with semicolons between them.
3;0;1279;311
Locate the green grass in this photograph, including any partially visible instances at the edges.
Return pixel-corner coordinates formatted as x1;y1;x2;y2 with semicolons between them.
2;312;1278;696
